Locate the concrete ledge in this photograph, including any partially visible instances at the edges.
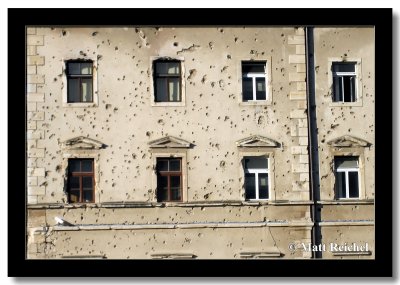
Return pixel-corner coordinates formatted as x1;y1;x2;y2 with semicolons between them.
317;200;374;205
27;200;315;209
318;220;374;226
51;220;314;231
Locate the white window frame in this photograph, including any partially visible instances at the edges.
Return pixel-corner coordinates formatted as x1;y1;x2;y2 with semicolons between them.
238;58;272;106
335;158;360;199
328;58;363;107
244;157;270;201
332;63;357;103
242;72;267;102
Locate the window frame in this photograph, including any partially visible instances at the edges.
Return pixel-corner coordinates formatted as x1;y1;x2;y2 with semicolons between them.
156;158;183;202
334;156;360;200
154;60;182;103
332;62;357;103
238;58;272;106
67;158;95;203
244;157;270;201
241;61;268;102
150;56;186;107
238;152;274;202
328;58;363;107
62;58;98;108
66;60;94;103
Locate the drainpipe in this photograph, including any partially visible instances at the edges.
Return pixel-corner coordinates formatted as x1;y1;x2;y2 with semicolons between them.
305;26;322;258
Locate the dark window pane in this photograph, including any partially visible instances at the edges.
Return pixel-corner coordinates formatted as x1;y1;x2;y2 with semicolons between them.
242;62;265;73
255;77;266;100
69;160;81;172
69;176;80;189
168;78;180;101
258;173;269;199
68;63;81;75
155;78;168;102
242;77;253;101
335;172;346;198
69;190;80;203
333;76;342;102
244;156;268;170
157;160;169;171
335;157;358;170
81;160;93;172
169;160;181;171
170;176;181;188
82;177;93;189
80;63;92;75
332;62;355;73
81;78;93;102
348;172;359;198
156;62;180;75
68;78;80;102
157;175;168;202
83;190;93;202
245;173;256;200
170;187;181;201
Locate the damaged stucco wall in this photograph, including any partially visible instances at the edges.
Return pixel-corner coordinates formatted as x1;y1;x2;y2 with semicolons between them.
26;26;374;259
313;27;375;258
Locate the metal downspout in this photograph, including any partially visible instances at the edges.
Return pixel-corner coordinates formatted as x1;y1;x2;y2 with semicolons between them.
305;26;322;259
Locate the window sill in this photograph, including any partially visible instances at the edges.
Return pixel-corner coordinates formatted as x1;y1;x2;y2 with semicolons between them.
62;102;98;108
328;101;363;107
151;102;185;107
239;100;272;106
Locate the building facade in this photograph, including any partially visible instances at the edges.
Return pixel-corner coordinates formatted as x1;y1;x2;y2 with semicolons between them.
26;26;374;259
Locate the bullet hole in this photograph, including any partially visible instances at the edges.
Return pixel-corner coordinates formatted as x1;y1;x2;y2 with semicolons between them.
188;69;197;80
97;55;103;60
257;116;265;125
173;42;178;47
234;37;239;42
105;104;112;110
115;46;118;51
53;77;57;82
207;178;211;183
220;160;226;167
224;116;229;121
201;75;207;84
146;131;151;137
227;54;231;59
211;82;215;88
315;66;320;73
92;31;98;36
204;193;211;200
209;42;214;50
79;51;87;57
62;30;67;36
219;80;225;89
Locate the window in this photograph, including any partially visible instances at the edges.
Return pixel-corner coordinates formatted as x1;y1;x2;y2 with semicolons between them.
154;60;181;102
332;62;357;102
66;61;93;103
242;61;267;101
156;158;182;202
68;159;95;203
335;156;359;199
243;156;269;200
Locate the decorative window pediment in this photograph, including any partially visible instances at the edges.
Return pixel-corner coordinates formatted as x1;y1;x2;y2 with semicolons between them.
236;135;280;148
61;136;106;150
327;135;371;148
148;136;192;148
